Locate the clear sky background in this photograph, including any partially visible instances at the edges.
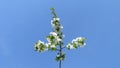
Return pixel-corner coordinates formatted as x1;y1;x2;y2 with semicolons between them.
0;0;120;68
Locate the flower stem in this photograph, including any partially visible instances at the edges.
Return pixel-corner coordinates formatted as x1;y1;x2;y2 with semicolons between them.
59;60;61;68
59;43;62;68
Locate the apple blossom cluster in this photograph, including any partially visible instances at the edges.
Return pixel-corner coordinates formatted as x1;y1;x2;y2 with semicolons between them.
66;37;86;50
34;18;63;52
34;8;64;53
55;52;65;61
34;40;48;52
46;32;62;50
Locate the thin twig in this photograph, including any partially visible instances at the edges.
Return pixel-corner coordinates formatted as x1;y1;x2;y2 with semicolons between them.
59;43;62;68
59;60;61;68
62;46;66;49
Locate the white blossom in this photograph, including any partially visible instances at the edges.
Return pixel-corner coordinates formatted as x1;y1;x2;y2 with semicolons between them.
51;18;61;30
34;40;47;52
72;39;77;43
56;54;60;57
51;18;60;24
76;37;82;41
66;44;75;49
80;43;86;47
45;43;50;48
66;37;86;50
53;18;60;21
53;36;62;45
50;32;57;36
46;37;51;43
51;21;55;27
51;45;56;48
56;36;62;41
35;40;44;46
46;32;62;45
38;40;44;44
51;23;60;29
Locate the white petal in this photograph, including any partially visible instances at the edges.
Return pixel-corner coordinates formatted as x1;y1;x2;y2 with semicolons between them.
67;44;75;49
80;43;86;47
53;18;60;21
76;37;81;40
46;37;51;43
45;43;50;47
51;45;56;48
50;32;57;36
38;40;44;44
72;39;77;43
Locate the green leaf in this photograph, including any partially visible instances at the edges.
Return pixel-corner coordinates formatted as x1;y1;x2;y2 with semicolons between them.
50;47;57;51
61;53;65;61
73;43;78;49
50;7;55;11
34;46;38;51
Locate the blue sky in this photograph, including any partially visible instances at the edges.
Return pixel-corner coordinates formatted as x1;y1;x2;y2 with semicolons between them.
0;0;120;68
